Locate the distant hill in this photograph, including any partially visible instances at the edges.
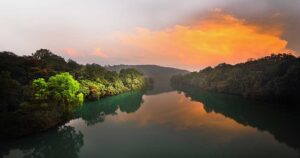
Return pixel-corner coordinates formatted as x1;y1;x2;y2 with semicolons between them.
106;65;189;94
171;54;300;105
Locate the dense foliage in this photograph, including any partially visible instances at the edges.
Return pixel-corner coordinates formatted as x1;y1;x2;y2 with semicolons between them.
106;64;188;94
32;73;84;115
78;64;147;100
0;49;149;137
0;71;21;112
171;54;300;104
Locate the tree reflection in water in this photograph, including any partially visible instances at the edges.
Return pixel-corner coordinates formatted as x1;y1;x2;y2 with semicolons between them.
2;87;299;158
75;91;144;126
176;86;300;152
0;91;145;158
0;125;83;158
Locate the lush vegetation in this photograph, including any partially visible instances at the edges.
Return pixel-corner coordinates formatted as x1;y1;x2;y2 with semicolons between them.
0;49;150;137
106;64;188;94
31;73;84;115
171;53;300;105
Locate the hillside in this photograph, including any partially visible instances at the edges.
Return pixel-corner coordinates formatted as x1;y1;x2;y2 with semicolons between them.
0;49;150;137
171;54;300;105
106;65;189;94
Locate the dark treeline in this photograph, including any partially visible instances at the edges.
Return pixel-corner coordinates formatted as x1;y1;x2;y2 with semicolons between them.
0;49;151;137
171;53;300;105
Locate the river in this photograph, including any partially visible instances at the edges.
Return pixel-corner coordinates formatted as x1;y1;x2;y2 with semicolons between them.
1;82;299;158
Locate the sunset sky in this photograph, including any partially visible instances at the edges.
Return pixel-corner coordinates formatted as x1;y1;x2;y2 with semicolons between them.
1;0;299;70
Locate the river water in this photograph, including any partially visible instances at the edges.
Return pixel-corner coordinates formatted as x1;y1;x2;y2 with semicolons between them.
1;84;299;158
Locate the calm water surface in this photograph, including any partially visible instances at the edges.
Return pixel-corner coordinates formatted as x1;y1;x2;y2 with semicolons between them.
1;86;299;158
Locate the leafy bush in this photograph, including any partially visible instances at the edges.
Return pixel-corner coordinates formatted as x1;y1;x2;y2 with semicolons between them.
32;72;84;114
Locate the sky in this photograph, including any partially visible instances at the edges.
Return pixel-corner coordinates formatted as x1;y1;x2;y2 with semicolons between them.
1;0;299;70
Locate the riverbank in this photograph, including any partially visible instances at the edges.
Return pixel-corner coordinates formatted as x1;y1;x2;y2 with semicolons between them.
0;49;152;138
171;54;300;105
0;85;151;138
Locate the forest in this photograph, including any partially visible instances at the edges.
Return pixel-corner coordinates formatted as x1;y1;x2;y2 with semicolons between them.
0;49;151;137
171;53;300;105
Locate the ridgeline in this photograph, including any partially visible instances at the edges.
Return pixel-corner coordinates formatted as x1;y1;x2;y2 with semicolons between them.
171;53;300;105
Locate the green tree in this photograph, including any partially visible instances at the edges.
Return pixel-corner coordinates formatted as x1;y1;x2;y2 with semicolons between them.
32;49;67;71
32;72;84;114
32;78;48;101
80;64;107;80
119;68;144;90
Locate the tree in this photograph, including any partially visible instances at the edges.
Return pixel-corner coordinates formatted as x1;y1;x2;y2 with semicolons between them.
32;73;84;114
32;78;48;101
80;64;106;80
171;53;300;104
0;71;21;112
32;49;67;71
119;68;144;89
67;59;82;73
0;49;148;137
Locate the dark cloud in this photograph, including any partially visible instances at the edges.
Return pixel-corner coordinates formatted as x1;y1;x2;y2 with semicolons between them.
178;0;300;54
223;0;300;53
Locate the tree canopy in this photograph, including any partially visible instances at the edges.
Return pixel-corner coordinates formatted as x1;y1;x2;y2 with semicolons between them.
171;53;300;105
0;49;150;137
32;73;84;114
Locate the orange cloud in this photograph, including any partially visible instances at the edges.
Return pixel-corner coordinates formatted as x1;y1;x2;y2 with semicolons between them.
64;47;82;57
119;10;289;70
92;47;108;58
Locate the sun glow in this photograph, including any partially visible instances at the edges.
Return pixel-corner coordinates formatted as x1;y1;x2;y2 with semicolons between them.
119;11;289;69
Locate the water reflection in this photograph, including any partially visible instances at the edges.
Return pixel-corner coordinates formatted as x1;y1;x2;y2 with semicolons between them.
109;92;248;133
75;91;298;158
176;87;300;151
1;86;299;158
0;125;83;158
0;91;145;158
75;91;144;126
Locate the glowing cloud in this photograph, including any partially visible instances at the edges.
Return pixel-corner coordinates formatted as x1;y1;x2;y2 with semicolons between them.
64;48;82;57
92;47;108;58
119;10;289;70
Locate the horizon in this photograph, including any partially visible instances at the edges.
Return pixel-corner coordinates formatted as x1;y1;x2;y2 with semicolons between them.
1;1;300;157
3;48;296;72
1;0;300;70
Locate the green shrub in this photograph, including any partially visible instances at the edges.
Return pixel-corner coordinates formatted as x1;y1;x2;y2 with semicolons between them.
32;72;84;114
